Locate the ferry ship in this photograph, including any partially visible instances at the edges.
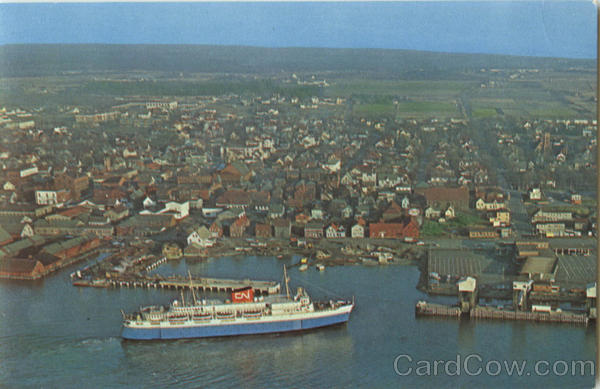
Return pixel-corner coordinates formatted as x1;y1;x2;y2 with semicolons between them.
121;267;354;340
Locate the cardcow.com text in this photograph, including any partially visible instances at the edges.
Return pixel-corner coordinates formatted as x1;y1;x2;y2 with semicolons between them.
393;354;595;377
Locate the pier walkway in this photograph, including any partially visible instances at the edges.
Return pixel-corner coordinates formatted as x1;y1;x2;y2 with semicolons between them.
73;274;281;295
415;301;589;326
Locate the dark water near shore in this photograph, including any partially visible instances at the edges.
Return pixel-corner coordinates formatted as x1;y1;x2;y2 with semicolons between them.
0;256;595;388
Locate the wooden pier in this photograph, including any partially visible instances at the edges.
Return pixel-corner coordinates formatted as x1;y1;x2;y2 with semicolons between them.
73;274;281;295
470;306;589;326
415;301;462;318
415;301;589;326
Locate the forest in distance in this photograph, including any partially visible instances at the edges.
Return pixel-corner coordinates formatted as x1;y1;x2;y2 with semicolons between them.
0;44;596;121
0;44;595;78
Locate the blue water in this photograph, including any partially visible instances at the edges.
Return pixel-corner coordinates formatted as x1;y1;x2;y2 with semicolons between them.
0;256;595;388
0;2;595;58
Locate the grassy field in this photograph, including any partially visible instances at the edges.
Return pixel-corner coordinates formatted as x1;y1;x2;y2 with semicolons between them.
468;98;583;119
353;103;395;116
421;212;487;238
332;74;594;120
353;99;458;118
326;79;475;98
449;212;488;228
421;220;446;238
78;79;320;98
526;105;579;119
395;100;458;118
471;108;498;118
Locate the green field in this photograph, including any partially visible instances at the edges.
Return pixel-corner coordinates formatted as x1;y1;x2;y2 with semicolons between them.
464;79;595;119
332;75;594;120
471;108;498;118
326;79;475;98
396;101;457;114
78;80;320;98
421;220;446;238
421;212;487;238
353;100;459;118
526;106;579;119
353;103;395;116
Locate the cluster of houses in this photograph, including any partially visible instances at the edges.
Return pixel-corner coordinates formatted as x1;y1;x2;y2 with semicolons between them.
496;119;596;190
0;93;595;271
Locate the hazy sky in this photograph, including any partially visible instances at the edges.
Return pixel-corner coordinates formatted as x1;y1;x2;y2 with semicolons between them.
0;1;595;58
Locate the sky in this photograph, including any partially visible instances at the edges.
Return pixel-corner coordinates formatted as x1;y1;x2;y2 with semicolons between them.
0;1;596;59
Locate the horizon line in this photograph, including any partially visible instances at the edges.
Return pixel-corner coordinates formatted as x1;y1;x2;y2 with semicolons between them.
0;42;595;61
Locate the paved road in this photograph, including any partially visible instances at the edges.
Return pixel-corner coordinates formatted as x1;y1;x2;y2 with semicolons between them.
507;189;531;238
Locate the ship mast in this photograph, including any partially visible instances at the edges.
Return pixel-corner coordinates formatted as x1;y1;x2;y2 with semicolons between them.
188;270;198;305
283;264;290;299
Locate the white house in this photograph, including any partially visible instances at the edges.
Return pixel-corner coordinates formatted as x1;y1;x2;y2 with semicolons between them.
361;171;377;186
35;189;70;206
35;190;57;205
529;188;542;201
20;223;34;238
425;206;441;220
143;196;156;208
311;207;324;220
351;223;365;238
322;157;341;173
341;172;356;186
3;181;15;191
161;201;190;220
401;196;410;209
475;198;506;211
341;206;353;219
444;206;456;220
202;208;223;218
326;224;346;238
187;226;214;248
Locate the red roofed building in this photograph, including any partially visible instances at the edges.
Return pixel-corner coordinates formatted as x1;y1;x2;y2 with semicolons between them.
93;188;127;205
216;190;251;209
209;221;223;238
0;258;45;280
402;219;420;238
369;219;419;239
369;223;404;239
230;215;249;238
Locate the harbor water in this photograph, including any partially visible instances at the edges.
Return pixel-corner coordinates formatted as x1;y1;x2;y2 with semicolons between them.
0;256;595;388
